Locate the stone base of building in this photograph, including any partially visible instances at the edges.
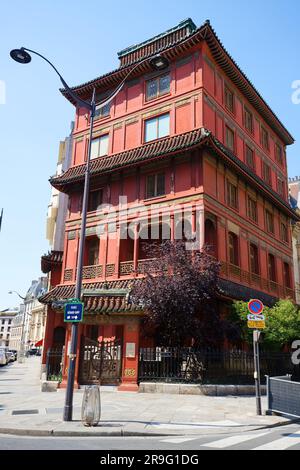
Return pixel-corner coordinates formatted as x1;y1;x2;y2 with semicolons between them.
138;382;267;396
118;383;139;392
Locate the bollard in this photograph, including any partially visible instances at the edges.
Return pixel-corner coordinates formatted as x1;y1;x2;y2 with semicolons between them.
81;385;101;426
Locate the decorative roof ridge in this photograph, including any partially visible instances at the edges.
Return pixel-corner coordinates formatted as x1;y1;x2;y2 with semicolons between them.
41;250;64;274
117;18;196;59
60;19;293;144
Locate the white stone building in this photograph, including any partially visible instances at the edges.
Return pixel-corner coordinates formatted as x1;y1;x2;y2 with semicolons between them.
0;308;17;347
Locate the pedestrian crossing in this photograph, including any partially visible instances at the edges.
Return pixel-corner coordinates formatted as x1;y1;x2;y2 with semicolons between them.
161;427;300;450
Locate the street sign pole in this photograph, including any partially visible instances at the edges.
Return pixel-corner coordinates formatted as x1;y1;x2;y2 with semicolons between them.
253;329;262;416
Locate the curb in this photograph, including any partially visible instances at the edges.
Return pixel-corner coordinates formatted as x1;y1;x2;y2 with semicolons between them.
0;418;297;438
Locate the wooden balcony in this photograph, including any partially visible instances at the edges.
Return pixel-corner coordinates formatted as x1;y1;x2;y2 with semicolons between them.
82;265;103;280
120;261;134;276
63;268;73;282
220;261;295;300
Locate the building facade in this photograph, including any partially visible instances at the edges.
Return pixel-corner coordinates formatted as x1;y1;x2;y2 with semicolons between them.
0;308;17;347
40;126;73;372
40;19;298;390
9;305;24;351
10;279;47;354
289;177;300;305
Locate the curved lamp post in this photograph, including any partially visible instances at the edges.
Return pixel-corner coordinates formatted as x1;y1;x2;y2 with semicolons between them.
9;290;28;363
10;46;169;421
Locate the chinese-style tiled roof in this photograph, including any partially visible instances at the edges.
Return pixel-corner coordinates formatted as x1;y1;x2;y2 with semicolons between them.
117;18;197;66
49;127;299;221
50;127;209;189
39;275;279;312
41;250;63;274
218;278;277;307
39;279;140;313
61;19;293;145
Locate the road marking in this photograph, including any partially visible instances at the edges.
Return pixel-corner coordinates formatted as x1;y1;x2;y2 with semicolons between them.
151;420;241;430
253;431;300;450
161;437;198;444
202;432;269;449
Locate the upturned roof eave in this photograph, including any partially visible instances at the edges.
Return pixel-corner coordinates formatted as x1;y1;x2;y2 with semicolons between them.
60;21;294;145
49;127;299;221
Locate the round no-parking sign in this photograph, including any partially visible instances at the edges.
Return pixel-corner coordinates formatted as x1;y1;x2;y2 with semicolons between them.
248;299;264;315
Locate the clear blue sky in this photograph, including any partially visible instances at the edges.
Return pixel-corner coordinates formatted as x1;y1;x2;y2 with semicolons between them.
0;0;299;310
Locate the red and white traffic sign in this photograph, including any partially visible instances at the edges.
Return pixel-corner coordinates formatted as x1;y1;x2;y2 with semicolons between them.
248;299;264;315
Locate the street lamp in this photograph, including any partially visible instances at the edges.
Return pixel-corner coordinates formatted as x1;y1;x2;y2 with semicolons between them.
8;290;28;362
10;46;169;421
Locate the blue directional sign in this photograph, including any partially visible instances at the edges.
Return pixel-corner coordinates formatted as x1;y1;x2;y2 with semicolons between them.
64;301;84;323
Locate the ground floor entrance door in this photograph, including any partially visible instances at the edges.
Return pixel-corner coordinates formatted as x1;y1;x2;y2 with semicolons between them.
79;337;122;385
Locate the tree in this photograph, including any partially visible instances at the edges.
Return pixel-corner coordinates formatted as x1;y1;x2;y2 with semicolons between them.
131;240;221;347
230;299;300;350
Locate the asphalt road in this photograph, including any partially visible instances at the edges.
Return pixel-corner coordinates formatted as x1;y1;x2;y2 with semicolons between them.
1;424;300;450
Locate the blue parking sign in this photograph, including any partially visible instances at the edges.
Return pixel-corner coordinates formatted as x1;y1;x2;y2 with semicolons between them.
64;301;84;322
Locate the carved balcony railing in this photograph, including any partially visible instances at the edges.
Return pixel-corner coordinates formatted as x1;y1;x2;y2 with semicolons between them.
106;264;115;277
138;258;159;274
82;265;103;280
220;261;295;300
120;261;134;276
63;269;73;282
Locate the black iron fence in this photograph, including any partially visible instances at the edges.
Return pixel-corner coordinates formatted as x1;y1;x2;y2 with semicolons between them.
138;348;300;385
46;348;64;382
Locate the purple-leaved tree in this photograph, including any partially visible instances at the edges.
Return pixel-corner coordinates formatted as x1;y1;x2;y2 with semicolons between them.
131;240;222;347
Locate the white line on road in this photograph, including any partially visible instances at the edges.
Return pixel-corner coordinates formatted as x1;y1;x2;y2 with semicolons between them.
161;437;198;444
253;431;300;450
151;420;241;430
202;432;270;449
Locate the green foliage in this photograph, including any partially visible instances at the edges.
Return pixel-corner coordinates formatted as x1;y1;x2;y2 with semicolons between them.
230;299;300;350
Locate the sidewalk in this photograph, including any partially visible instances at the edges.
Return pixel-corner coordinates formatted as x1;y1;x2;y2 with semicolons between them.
0;356;293;437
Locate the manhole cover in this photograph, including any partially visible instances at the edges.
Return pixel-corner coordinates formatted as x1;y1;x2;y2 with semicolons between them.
12;409;39;415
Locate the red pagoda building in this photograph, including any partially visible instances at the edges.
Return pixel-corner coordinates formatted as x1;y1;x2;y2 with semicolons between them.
40;18;298;390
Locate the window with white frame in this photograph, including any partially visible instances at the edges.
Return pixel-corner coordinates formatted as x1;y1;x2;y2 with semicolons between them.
91;134;109;159
144;113;170;143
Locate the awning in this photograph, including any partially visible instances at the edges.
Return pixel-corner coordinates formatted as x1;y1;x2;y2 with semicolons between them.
35;339;43;347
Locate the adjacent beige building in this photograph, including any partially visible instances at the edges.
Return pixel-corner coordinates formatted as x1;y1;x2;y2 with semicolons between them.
0;308;17;347
289;177;300;305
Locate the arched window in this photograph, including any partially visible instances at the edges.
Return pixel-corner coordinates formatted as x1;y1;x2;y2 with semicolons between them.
205;219;217;258
228;232;239;266
268;254;276;282
249;243;259;275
